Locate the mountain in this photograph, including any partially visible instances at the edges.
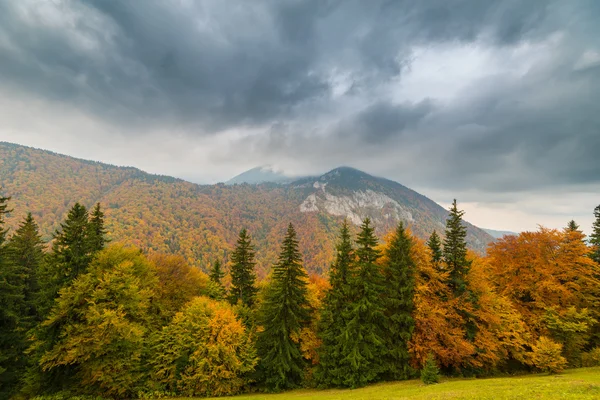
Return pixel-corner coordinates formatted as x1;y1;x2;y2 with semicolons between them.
0;142;493;276
483;228;517;239
226;166;298;185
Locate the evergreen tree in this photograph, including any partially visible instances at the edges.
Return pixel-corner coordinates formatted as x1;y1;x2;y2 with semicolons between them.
208;259;226;300
566;220;580;232
443;200;471;295
228;228;258;307
427;230;443;265
443;200;478;343
382;222;416;380
316;220;355;386
87;203;108;253
209;259;225;285
257;223;310;391
40;203;93;314
421;353;440;384
590;205;600;264
0;191;21;397
8;213;45;324
337;218;387;387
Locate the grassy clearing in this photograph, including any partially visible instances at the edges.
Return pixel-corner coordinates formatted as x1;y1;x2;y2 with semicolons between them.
178;367;600;400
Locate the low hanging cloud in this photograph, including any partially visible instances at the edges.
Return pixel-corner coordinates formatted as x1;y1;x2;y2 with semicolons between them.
0;0;599;232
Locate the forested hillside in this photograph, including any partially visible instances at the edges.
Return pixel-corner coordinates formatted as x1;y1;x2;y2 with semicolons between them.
0;142;491;276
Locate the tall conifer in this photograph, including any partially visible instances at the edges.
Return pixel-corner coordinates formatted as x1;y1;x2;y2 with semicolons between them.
443;200;471;295
443;200;478;343
257;223;310;391
382;222;416;380
228;228;258;307
427;230;443;265
316;220;355;386
208;259;226;300
337;218;387;387
88;203;108;253
2;213;45;396
590;205;600;264
0;191;20;396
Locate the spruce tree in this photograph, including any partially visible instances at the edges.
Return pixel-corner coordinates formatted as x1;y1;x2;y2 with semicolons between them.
257;223;310;391
0;191;21;397
208;259;226;300
41;203;93;313
421;353;440;384
88;203;108;253
316;220;355;386
2;213;46;396
443;200;471;295
228;228;258;307
566;220;580;232
8;213;45;324
427;230;443;265
338;218;387;387
382;222;416;380
443;200;478;343
590;205;600;264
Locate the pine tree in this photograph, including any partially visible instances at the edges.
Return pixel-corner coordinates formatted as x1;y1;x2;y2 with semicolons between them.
443;200;471;295
427;230;443;265
228;228;258;307
382;222;416;380
316;220;355;386
590;205;600;264
88;203;108;253
337;218;387;387
257;223;310;391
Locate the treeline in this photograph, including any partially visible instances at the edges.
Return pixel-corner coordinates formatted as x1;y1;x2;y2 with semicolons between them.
1;191;600;399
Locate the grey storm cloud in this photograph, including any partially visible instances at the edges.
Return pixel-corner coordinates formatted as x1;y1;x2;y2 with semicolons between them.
0;0;599;194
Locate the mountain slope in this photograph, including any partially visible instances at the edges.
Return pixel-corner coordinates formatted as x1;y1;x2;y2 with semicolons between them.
226;166;298;185
0;142;493;276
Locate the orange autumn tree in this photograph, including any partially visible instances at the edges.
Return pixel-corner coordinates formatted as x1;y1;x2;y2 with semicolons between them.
378;230;528;373
487;227;600;340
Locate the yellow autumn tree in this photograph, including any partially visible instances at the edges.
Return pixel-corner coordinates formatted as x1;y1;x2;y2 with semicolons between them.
149;296;257;397
32;245;157;398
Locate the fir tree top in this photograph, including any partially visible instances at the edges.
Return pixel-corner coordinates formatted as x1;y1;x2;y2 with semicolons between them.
0;189;12;245
228;228;258;307
443;199;471;295
88;203;109;252
427;230;443;264
590;205;600;263
209;259;225;285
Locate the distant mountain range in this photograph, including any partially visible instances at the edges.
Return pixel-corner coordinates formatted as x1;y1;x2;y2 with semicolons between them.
0;142;493;276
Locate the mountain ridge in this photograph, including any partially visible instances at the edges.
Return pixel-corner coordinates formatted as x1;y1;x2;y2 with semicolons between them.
0;142;493;276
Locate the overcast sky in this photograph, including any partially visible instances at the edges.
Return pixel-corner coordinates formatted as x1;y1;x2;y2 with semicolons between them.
1;0;599;233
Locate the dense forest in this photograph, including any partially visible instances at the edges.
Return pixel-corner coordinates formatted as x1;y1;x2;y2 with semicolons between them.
1;186;599;399
0;142;493;279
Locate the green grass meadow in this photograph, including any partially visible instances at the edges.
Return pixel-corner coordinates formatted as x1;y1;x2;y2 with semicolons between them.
187;367;600;400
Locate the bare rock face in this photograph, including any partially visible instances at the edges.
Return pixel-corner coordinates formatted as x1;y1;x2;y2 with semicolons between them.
300;182;414;228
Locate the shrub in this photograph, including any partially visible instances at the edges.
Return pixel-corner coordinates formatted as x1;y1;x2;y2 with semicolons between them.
582;347;600;367
531;336;568;374
421;353;440;384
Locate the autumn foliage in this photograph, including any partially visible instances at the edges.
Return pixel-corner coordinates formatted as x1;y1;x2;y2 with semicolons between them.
1;180;599;398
